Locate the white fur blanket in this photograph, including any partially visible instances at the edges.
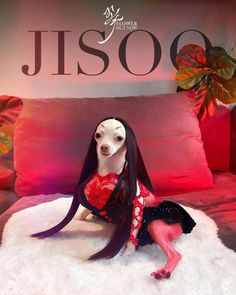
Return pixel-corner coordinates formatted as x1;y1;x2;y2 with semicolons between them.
0;196;235;295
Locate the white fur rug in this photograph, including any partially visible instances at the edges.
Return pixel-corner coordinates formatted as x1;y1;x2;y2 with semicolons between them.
0;196;235;295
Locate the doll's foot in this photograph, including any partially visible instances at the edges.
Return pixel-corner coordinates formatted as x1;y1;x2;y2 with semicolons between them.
151;269;171;279
151;251;181;280
122;241;136;256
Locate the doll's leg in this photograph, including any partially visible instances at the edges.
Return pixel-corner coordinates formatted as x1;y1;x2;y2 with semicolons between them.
147;220;182;280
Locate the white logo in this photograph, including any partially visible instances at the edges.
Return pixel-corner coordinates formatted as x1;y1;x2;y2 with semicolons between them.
99;5;138;44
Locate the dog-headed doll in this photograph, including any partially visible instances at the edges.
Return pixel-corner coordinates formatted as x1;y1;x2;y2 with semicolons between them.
32;117;196;280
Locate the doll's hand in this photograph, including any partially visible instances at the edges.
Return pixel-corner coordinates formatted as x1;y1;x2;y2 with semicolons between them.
122;241;136;256
76;208;91;221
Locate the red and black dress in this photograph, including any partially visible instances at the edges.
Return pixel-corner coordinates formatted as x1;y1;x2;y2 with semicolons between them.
79;172;196;247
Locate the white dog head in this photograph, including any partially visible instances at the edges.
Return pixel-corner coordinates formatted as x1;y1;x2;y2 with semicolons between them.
94;118;126;157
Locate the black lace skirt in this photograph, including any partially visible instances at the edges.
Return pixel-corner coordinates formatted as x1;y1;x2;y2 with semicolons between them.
137;201;196;246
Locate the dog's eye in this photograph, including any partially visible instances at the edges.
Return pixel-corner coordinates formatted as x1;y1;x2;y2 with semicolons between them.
116;136;124;142
95;132;102;139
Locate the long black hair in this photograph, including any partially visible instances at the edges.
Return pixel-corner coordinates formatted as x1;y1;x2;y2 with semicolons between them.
32;117;154;259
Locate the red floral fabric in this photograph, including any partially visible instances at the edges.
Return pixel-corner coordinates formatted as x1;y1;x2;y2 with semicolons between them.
84;173;163;245
84;173;118;209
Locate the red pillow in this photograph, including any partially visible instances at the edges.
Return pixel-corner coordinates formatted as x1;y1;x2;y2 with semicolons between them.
230;105;236;174
14;92;213;196
199;104;230;171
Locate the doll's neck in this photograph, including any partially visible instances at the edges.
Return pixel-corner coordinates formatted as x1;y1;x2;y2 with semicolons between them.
97;148;126;176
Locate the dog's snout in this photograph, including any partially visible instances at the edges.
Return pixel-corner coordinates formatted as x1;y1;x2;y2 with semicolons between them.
101;144;109;153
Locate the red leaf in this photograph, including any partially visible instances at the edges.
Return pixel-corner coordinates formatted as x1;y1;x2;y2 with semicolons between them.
189;76;217;121
0;96;23;126
176;44;207;68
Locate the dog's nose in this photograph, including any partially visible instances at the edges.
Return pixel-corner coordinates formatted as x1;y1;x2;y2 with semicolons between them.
101;144;109;153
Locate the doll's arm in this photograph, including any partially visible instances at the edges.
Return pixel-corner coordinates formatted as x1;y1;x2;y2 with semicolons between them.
128;194;145;246
123;184;145;256
123;196;144;255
